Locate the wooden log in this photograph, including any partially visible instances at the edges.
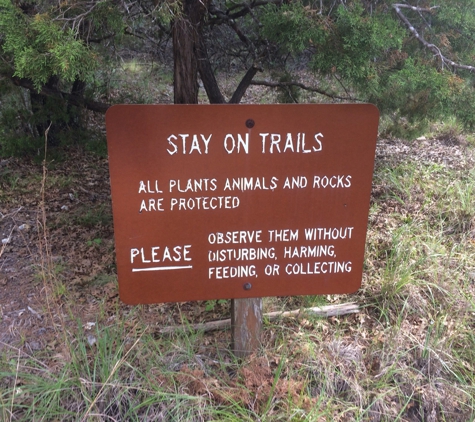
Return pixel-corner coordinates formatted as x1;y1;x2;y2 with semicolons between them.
158;302;359;335
231;298;263;358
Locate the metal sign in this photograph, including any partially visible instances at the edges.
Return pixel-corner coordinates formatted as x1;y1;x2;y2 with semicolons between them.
106;104;379;304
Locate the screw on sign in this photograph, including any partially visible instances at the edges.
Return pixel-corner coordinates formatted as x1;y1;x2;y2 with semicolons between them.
106;104;379;356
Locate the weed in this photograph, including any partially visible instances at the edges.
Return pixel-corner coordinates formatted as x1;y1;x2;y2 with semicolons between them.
88;273;116;287
44;174;74;190
0;168;20;191
204;299;228;312
73;204;112;228
86;238;103;248
429;117;465;142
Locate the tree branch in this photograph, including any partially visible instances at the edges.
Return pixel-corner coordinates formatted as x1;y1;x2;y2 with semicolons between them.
53;1;102;34
229;64;262;103
158;302;359;334
393;4;475;72
11;77;110;113
197;37;226;103
391;4;439;13
208;0;282;24
250;79;364;101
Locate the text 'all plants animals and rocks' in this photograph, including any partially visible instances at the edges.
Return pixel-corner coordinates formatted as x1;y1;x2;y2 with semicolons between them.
106;104;379;303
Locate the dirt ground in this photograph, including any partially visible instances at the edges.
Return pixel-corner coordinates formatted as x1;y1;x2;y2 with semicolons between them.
1;135;474;354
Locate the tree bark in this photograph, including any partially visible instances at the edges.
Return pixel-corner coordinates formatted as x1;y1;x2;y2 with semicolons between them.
197;37;225;104
172;0;204;104
230;65;262;104
172;0;262;105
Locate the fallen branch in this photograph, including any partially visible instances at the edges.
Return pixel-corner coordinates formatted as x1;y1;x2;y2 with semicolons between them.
158;302;359;334
250;79;363;101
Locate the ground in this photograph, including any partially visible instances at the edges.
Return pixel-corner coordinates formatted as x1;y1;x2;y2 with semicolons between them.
1;133;472;350
1;132;475;421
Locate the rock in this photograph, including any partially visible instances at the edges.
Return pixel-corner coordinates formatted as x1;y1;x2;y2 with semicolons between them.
29;340;42;351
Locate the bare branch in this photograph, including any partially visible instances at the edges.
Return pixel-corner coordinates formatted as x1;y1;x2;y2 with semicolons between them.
11;77;110;113
197;38;226;103
208;0;282;24
393;4;475;72
158;302;360;334
250;79;364;101
392;4;439;13
228;19;254;52
53;1;102;34
229;64;263;103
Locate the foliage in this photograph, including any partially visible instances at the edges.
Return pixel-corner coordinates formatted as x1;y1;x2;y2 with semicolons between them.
260;0;475;133
312;2;405;90
260;2;327;54
382;58;455;115
1;0;475;155
0;0;96;91
0;0;122;155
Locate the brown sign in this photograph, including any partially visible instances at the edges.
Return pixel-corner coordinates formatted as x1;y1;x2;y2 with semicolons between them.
106;104;379;304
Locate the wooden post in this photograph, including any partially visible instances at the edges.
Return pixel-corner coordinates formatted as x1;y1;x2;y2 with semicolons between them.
231;298;263;358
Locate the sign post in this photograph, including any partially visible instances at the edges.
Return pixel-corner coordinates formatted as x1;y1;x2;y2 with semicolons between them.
231;297;263;358
106;104;379;356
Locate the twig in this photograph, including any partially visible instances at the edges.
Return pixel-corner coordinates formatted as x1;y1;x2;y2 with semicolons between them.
37;123;64;336
392;4;439;13
208;0;283;24
158;302;359;334
0;226;15;260
9;348;21;421
0;207;23;221
0;341;50;370
265;302;359;319
27;306;42;320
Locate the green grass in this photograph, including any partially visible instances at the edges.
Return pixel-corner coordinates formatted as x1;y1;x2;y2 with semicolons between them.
360;152;475;420
74;204;113;228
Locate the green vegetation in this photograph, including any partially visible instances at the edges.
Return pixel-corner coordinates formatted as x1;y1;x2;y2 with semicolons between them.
1;0;475;155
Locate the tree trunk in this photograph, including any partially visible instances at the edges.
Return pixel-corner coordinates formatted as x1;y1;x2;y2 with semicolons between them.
172;0;203;104
172;0;259;105
68;79;87;128
197;37;225;104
